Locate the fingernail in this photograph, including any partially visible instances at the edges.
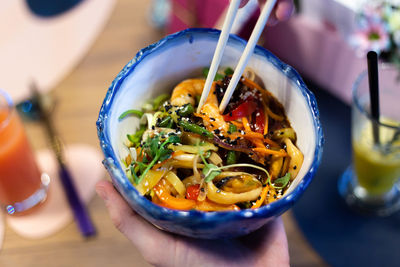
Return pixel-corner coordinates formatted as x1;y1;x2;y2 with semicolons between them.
96;186;108;201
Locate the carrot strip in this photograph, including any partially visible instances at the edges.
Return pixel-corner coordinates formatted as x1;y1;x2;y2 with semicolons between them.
242;117;252;132
252;138;266;148
262;102;269;135
252;185;270;209
243;132;279;147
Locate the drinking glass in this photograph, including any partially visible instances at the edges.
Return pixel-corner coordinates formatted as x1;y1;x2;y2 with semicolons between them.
338;65;400;216
0;89;50;215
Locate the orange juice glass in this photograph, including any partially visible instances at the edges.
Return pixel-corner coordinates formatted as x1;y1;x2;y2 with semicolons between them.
0;90;49;215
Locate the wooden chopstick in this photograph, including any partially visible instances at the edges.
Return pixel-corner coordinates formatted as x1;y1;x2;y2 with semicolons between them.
197;0;241;113
219;0;277;113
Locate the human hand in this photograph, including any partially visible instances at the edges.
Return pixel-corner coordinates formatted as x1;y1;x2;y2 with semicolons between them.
96;180;290;267
240;0;294;26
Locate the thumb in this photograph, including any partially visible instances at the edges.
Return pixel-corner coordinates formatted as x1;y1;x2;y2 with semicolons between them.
95;180;173;264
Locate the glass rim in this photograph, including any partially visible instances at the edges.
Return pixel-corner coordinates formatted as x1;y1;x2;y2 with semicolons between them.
0;89;14;132
352;64;400;131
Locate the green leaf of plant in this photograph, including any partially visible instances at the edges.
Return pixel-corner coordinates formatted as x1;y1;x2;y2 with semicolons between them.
203;164;222;183
270;172;291;189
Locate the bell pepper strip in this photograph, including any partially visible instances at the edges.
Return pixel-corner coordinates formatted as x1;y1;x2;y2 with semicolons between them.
153;181;196;210
223;100;258;121
186;184;200;200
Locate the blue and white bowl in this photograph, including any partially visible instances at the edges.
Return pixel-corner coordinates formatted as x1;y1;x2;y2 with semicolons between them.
97;28;323;239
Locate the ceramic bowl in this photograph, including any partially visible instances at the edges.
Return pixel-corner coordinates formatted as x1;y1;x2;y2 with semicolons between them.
97;28;324;239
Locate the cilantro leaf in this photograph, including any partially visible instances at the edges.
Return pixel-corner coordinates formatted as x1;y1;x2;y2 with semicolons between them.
270;172;291;189
203;164;222;183
149;135;160;158
135;133;181;185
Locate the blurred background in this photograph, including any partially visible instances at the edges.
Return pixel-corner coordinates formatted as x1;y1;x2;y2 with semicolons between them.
1;0;399;266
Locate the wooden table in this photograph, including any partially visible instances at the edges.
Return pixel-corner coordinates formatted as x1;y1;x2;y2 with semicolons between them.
0;1;328;266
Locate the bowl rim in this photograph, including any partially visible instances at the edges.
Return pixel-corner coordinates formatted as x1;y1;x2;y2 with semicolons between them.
96;28;324;221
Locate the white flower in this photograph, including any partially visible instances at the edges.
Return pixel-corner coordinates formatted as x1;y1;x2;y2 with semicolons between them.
349;20;391;55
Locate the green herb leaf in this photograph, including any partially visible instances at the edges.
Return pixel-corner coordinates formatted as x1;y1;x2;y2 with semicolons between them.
203;164;222;183
136;133;181;185
270;172;291;189
119;109;144;121
148;135;160;158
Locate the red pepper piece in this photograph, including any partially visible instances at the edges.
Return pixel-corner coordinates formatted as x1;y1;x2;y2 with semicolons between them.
223;100;258;121
186;184;201;200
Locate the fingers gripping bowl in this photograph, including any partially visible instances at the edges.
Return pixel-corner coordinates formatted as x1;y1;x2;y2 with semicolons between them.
97;28;323;239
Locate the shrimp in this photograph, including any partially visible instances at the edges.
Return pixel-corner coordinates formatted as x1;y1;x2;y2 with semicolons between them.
171;79;205;106
171;79;229;132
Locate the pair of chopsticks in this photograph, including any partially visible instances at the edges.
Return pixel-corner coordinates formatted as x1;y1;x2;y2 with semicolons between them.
197;0;277;113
